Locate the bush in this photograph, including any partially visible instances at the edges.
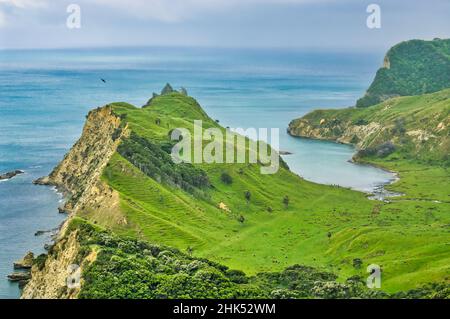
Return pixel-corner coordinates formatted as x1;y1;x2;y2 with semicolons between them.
226;270;248;284
220;172;233;185
356;141;396;158
352;258;363;269
283;195;290;208
244;191;251;202
353;118;369;126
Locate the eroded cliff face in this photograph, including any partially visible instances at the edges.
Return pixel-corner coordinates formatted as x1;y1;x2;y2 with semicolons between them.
22;225;80;299
288;107;450;161
24;105;129;298
37;105;128;214
288;118;383;149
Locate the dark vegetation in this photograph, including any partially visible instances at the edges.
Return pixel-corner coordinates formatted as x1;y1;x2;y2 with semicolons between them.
220;172;233;185
67;219;449;299
356;141;396;159
117;133;210;194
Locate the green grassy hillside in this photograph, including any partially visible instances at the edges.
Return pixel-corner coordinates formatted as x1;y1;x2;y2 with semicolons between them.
357;38;450;107
71;91;450;293
64;217;446;299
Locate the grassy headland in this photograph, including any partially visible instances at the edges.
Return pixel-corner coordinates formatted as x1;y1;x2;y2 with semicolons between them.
51;88;447;295
356;38;450;107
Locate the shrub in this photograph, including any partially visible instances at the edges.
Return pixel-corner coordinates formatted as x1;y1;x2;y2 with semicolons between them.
220;172;233;185
226;270;248;284
353;118;369;126
283;195;290;208
352;258;363;269
356;141;396;158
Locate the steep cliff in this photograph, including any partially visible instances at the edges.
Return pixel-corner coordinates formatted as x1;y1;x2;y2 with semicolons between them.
35;105;129;216
23;106;129;298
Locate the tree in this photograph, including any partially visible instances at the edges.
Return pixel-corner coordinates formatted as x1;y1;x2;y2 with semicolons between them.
283;195;290;208
220;172;233;185
244;191;251;203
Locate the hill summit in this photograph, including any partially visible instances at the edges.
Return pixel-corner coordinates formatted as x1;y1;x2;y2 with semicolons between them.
357;38;450;107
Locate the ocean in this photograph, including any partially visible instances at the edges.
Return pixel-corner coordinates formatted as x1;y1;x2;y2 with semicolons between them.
0;47;393;298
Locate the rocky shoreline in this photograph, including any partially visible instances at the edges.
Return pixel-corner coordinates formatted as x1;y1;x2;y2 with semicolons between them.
8;252;34;288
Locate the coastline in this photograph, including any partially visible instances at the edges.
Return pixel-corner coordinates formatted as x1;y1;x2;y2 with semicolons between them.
287;132;402;201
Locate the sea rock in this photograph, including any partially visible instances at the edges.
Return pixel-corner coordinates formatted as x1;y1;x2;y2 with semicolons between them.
8;272;31;282
161;83;174;95
0;170;24;180
13;252;34;269
34;230;48;236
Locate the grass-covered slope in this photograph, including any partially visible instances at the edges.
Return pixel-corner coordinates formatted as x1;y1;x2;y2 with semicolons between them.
60;218;445;299
357;38;450;107
63;91;449;293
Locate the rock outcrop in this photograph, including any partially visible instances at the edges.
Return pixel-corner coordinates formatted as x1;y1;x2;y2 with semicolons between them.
288;117;382;149
14;252;34;269
0;170;24;180
21;227;81;299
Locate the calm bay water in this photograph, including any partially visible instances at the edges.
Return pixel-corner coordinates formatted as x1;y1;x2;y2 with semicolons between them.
0;47;393;298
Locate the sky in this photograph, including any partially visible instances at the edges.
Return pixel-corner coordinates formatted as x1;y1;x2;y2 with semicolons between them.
0;0;449;51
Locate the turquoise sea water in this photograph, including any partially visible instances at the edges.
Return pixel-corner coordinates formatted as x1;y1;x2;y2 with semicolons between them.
0;47;393;298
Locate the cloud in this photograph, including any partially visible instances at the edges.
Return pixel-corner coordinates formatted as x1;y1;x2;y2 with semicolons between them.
0;0;47;8
0;0;48;27
89;0;328;23
0;0;333;27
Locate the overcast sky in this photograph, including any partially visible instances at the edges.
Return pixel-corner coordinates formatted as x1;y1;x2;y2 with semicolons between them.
0;0;449;51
